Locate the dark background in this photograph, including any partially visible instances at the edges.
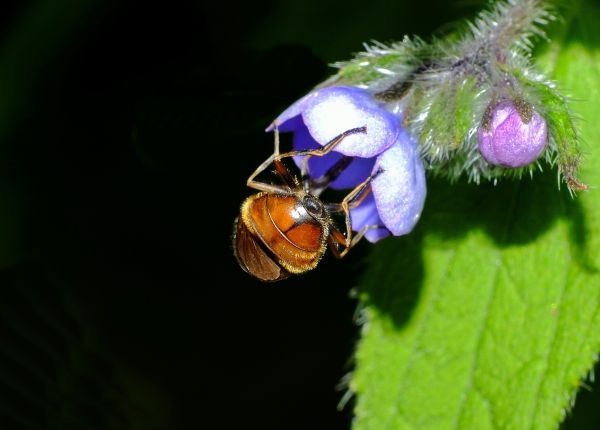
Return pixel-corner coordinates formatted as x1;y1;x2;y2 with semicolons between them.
0;0;598;429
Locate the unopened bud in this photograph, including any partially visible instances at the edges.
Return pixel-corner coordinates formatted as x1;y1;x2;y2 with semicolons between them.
478;101;547;168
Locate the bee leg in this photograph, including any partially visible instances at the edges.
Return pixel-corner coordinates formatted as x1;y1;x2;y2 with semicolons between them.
275;126;366;162
310;155;353;196
274;126;368;192
326;168;384;257
328;224;383;258
248;126;367;193
246;125;296;193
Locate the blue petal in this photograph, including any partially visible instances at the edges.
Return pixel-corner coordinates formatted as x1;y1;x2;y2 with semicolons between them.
292;125;375;190
350;193;391;243
370;130;426;236
277;114;305;133
331;157;376;190
269;86;400;158
266;93;313;132
302;86;400;157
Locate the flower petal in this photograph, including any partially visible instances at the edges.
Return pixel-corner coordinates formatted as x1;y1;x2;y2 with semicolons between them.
266;93;313;132
292;125;375;190
350;192;391;242
330;157;376;190
296;86;400;158
371;130;427;236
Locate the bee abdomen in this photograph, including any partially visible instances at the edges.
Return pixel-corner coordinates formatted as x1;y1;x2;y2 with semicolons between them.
233;216;290;282
241;193;326;275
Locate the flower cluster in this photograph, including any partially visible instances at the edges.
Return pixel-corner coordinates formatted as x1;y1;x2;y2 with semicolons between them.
326;0;584;192
269;86;426;242
263;0;585;243
267;80;554;242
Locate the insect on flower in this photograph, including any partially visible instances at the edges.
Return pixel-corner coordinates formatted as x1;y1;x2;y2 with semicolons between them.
233;126;381;281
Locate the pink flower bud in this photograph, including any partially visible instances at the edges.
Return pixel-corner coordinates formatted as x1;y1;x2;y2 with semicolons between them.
478;101;547;168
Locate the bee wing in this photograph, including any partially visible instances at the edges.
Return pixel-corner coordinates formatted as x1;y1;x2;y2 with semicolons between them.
233;218;289;282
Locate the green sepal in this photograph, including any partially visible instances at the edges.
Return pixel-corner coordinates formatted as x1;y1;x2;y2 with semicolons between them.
514;69;586;192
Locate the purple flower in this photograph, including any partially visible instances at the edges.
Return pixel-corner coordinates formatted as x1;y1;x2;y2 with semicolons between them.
268;86;427;242
269;86;399;158
478;101;548;168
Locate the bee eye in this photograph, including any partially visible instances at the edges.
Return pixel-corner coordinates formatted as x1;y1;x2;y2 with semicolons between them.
303;195;323;218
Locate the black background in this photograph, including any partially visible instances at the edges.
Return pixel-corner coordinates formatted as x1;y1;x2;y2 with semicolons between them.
0;0;598;429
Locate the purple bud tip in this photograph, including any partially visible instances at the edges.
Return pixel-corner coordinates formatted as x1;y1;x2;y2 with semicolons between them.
478;101;548;168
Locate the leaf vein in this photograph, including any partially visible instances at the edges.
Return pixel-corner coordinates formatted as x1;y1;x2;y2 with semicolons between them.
528;242;570;429
387;249;457;430
451;255;499;430
452;184;522;429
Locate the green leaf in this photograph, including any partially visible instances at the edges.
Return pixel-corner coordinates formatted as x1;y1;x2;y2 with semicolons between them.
351;2;600;429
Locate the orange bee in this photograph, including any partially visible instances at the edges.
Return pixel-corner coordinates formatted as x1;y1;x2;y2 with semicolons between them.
233;126;379;281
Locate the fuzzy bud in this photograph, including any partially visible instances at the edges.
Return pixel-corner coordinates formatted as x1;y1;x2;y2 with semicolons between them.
478;101;548;168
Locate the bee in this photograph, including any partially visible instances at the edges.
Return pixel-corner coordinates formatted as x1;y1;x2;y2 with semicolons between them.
233;126;379;281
